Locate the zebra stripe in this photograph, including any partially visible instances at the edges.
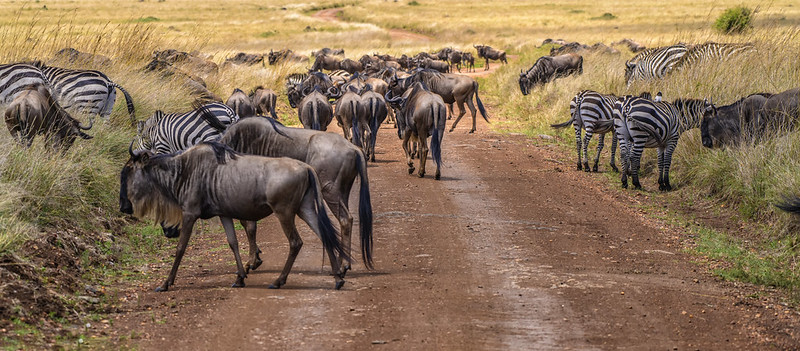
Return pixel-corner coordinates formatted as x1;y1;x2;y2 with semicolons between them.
624;44;688;85
35;63;136;122
0;63;49;104
553;90;619;172
613;96;710;190
673;42;755;71
137;102;238;155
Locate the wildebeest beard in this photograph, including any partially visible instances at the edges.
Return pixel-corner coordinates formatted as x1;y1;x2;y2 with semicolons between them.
120;156;184;229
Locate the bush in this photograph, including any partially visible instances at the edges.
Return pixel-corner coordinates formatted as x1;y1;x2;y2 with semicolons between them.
714;6;753;34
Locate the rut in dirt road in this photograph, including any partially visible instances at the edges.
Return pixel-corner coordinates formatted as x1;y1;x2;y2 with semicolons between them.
107;115;790;349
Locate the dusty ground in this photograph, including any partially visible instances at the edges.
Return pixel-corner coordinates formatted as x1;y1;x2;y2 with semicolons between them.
100;108;800;349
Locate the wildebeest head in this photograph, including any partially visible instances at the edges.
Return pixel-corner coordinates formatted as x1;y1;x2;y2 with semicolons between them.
119;142;183;228
519;70;531;96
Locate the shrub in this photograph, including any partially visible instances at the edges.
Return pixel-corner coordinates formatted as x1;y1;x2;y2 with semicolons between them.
408;1;420;6
714;6;753;34
590;13;616;20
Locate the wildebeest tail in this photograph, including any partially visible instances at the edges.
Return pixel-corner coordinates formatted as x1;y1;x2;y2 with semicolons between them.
269;95;279;120
473;81;490;123
312;99;321;131
776;196;800;215
430;103;443;169
307;168;349;263
111;82;136;126
354;152;374;269
351;100;361;147
368;98;379;151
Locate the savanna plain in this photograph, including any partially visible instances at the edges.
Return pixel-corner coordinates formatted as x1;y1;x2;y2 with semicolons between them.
1;0;800;349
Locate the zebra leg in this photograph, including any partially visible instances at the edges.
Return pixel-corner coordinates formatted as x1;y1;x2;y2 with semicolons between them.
609;132;619;172
593;133;605;172
661;140;678;191
629;143;644;190
657;147;666;191
582;129;594;172
574;126;583;170
619;141;628;188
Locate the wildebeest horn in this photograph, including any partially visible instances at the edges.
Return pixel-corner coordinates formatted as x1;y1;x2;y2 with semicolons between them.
384;90;402;104
302;85;313;96
78;117;94;130
128;140;135;157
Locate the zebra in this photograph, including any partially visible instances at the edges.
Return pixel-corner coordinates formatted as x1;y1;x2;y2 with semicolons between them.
135;102;238;155
610;96;713;191
673;42;756;71
624;44;688;85
552;90;621;172
33;62;136;124
0;63;50;105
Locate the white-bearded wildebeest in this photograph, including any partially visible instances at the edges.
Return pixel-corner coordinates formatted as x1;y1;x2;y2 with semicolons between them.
311;54;342;72
249;86;279;119
360;84;389;162
390;69;489;133
385;82;446;179
119;142;349;291
298;86;334;131
462;52;475;72
268;49;309;65
421;58;450;73
448;50;463;73
4;84;93;151
333;85;368;152
700;93;771;148
339;58;364;75
286;72;335;109
754;88;800;140
220;118;373;275
518;53;583;95
311;48;345;57
473;44;507;70
225;88;256;118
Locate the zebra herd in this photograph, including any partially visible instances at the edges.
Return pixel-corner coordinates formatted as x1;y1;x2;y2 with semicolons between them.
624;42;755;85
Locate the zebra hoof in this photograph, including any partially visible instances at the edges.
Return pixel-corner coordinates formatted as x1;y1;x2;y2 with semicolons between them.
592;165;599;172
611;165;619;173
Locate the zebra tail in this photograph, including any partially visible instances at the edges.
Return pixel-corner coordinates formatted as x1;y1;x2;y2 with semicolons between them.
194;102;228;132
776;196;800;215
473;81;490;123
112;83;136;125
551;115;575;129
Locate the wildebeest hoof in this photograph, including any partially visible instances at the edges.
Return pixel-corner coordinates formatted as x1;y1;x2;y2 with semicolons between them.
592;165;599;172
268;283;281;289
232;278;245;288
418;171;425;178
448;128;455;133
435;173;441;180
155;284;169;292
335;280;346;290
408;167;415;174
468;129;475;134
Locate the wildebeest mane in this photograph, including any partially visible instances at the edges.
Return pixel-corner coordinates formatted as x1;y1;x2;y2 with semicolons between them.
248;85;264;98
198;141;239;164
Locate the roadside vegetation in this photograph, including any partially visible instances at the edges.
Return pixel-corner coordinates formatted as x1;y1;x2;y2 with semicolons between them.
0;0;799;346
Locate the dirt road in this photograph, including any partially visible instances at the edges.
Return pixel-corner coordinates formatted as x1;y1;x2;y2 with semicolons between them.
104;110;800;349
313;8;432;42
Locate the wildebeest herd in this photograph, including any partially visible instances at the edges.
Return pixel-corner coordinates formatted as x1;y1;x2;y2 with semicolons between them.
0;44;502;292
2;39;797;293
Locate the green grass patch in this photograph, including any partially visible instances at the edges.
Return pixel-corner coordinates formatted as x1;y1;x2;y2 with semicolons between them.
134;16;160;23
408;0;421;6
714;6;754;34
590;12;617;20
259;31;278;38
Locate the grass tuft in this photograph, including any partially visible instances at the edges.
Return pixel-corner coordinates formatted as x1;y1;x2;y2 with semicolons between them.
714;6;754;34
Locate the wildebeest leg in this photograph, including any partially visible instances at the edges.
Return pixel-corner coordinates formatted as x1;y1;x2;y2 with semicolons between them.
296;200;345;289
464;96;478;133
592;132;604;172
269;214;303;289
242;220;262;273
402;130;415;174
484;58;489;71
417;127;430;178
447;103;454;120
157;215;197;292
220;216;246;287
327;197;353;276
449;100;469;133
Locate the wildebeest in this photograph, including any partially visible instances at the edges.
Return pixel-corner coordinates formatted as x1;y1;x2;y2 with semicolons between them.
462;52;475;72
52;48;112;67
297;86;334;131
333;85;368;151
225;88;257;118
268;49;309;65
311;48;345;57
385;82;446;179
338;58;364;74
433;48;452;62
448;50;463;73
152;49;218;77
700;93;771;148
119;142;349;291
224;52;264;66
4;84;93;151
421;58;450;73
285;72;335;108
611;38;647;53
311;54;343;72
359;84;389;162
249;86;278;119
144;59;221;103
390;69;489;133
755;88;800;139
473;45;508;70
518;53;583;95
220;118;373;275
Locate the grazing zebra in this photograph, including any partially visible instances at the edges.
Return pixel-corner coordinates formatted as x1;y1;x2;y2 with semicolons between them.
624;44;688;85
0;63;49;104
552;90;621;172
612;96;712;191
33;62;136;123
135;102;238;154
673;42;755;71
